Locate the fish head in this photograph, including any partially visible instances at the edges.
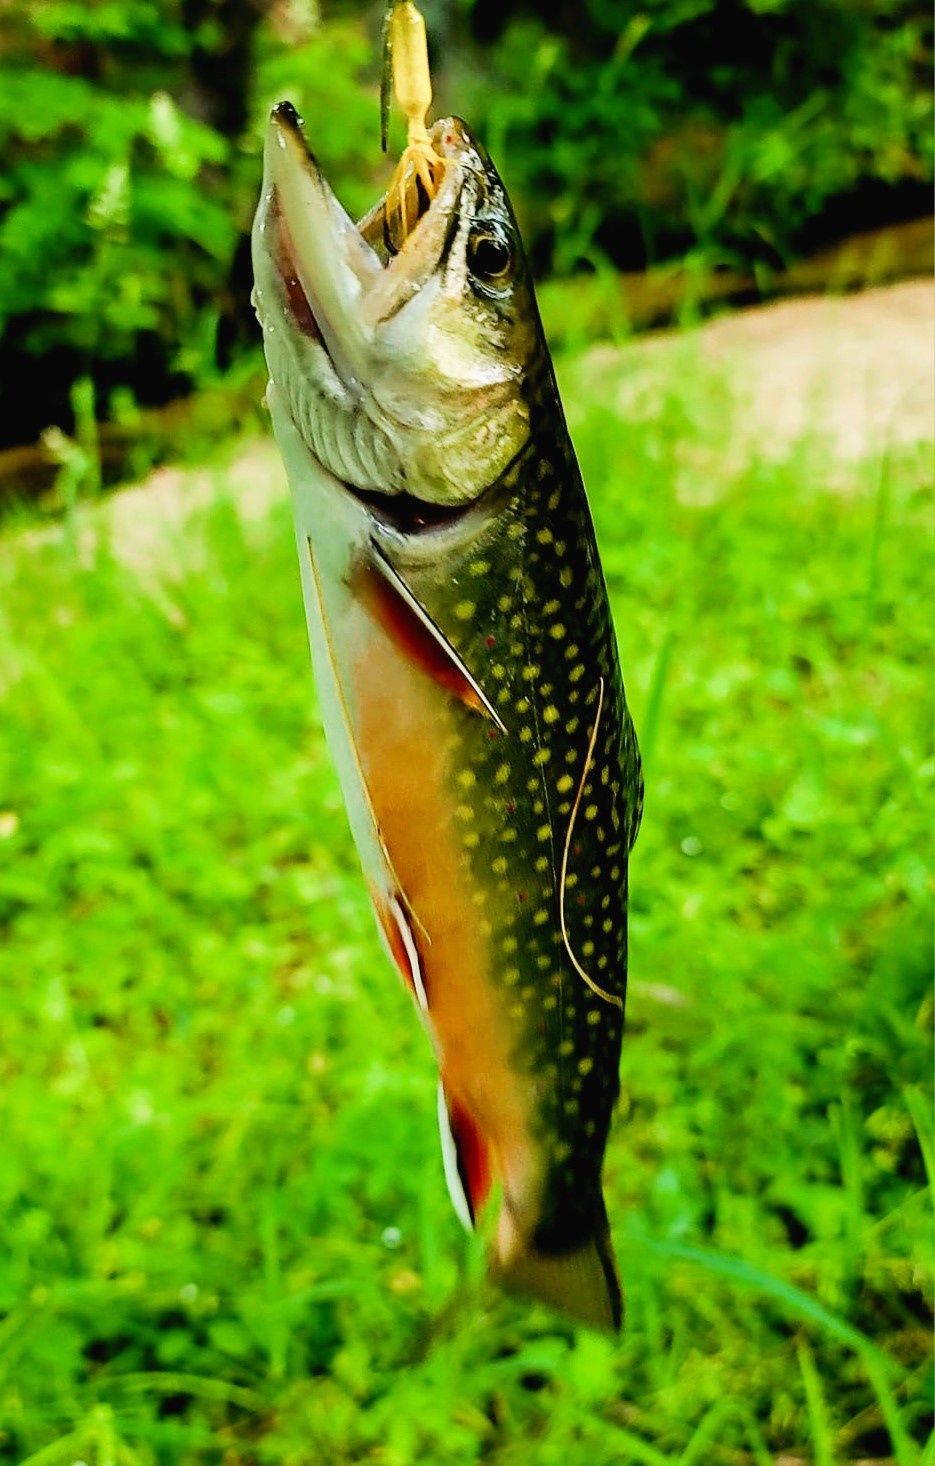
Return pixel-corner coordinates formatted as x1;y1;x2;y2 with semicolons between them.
252;103;539;508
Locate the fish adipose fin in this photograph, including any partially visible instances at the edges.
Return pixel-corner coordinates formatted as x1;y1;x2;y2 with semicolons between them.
492;1197;623;1334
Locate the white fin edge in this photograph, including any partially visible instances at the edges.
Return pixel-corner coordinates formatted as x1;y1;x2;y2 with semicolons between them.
370;541;507;734
437;1080;475;1233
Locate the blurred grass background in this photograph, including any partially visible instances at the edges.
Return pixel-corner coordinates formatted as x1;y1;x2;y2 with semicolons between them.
0;1;933;1463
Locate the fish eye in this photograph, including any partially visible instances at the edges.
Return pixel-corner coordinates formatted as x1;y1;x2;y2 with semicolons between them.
467;227;513;286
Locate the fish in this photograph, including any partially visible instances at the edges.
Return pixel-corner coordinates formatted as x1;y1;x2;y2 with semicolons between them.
251;98;643;1333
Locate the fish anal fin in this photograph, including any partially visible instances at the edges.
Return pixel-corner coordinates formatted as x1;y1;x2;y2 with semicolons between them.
437;1082;492;1232
492;1197;623;1334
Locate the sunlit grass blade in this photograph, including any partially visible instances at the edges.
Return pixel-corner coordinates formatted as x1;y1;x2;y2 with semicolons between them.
904;1085;935;1202
798;1340;835;1466
677;1397;736;1465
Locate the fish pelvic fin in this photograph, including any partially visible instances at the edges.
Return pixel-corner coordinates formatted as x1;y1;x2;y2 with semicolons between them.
437;1081;493;1231
492;1196;623;1334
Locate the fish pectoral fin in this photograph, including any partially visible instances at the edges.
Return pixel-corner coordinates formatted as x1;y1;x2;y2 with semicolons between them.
492;1196;623;1334
437;1082;492;1233
362;542;507;733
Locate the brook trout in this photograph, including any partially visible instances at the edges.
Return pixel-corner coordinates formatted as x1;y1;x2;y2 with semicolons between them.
252;100;642;1332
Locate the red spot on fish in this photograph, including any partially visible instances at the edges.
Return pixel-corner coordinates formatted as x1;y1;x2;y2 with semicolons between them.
506;801;516;814
577;893;586;907
488;728;498;740
517;890;527;903
573;842;582;857
486;635;496;648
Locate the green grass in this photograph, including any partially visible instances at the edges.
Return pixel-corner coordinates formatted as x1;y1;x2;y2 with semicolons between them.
0;340;931;1465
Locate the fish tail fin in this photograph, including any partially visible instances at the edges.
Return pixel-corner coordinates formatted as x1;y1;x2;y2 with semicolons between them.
492;1196;622;1334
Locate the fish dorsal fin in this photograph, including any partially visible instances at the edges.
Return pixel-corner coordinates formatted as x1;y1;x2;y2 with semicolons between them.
437;1082;492;1232
363;542;506;733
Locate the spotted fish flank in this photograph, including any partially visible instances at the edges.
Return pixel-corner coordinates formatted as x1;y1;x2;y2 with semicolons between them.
252;100;643;1332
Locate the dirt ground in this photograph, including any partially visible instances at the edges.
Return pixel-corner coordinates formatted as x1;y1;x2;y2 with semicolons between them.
73;278;935;572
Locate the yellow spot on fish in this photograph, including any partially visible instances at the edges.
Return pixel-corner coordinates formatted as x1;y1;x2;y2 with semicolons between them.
543;599;560;615
458;769;476;788
503;935;518;953
587;1008;602;1024
522;664;540;682
516;697;530;714
536;825;550;842
543;993;558;1010
569;663;585;682
578;1057;594;1076
559;1040;575;1056
543;705;559;724
535;855;549;873
560;566;573;588
532;748;551;767
556;773;573;793
582;940;595;956
549;623;566;640
585;803;598;820
510;613;523;630
464;831;479;848
519;726;533;743
565;872;578;888
502;827;518;842
469;560;490;577
498;594;513;612
491;663;506;680
537;528;554;545
492;856;507;875
565;643;580;660
454;600;475;620
533;908;549;925
532;799;544;815
554;1141;571;1161
494;762;510;785
455;804;473;821
602;918;613;933
508;520;524;541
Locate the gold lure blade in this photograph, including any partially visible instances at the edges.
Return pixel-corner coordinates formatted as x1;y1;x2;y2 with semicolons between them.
382;1;445;250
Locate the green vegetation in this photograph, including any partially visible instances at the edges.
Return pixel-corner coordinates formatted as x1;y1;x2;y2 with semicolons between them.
1;0;931;453
1;345;931;1462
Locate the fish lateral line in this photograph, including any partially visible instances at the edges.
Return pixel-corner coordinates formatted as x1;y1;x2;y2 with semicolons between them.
362;541;508;734
559;676;623;1010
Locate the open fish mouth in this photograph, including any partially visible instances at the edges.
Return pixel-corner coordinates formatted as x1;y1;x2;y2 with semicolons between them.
251;101;532;514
